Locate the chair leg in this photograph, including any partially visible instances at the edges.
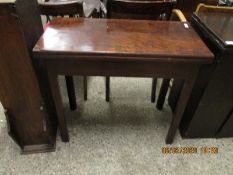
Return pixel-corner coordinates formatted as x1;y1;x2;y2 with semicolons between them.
156;78;171;110
83;76;87;101
65;76;77;110
106;76;110;102
151;78;157;103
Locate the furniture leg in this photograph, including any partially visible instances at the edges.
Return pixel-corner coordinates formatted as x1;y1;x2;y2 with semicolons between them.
156;78;171;110
165;73;197;144
106;76;110;102
151;78;157;103
49;73;69;142
65;76;77;110
83;76;87;101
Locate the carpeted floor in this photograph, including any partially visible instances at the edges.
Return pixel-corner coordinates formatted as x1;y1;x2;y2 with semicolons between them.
0;76;233;175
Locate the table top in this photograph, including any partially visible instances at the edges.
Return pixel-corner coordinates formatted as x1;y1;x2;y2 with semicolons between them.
193;12;233;48
33;18;213;63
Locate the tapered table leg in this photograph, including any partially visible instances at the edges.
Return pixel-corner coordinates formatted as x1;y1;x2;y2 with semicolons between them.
165;72;198;144
157;78;170;110
65;76;77;110
83;76;87;101
106;76;110;102
49;73;69;142
151;78;157;103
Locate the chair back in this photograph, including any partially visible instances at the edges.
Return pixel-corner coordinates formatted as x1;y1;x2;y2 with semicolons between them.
38;0;84;19
107;0;174;20
195;3;233;13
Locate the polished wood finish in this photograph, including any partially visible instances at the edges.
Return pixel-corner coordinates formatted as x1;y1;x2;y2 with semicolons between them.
33;18;213;144
106;0;174;102
169;12;233;138
0;0;56;153
34;19;212;59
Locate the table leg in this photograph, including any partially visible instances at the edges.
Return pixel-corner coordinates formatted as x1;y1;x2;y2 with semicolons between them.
106;76;110;102
165;73;197;144
83;76;87;101
65;76;77;110
151;78;157;103
156;78;170;110
48;73;69;142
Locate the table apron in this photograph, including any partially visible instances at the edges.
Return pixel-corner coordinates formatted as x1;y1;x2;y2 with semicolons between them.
45;59;201;79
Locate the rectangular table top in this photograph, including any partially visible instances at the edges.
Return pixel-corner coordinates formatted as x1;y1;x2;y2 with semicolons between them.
193;12;233;49
33;18;213;63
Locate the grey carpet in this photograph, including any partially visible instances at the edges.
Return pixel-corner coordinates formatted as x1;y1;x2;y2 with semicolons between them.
0;76;233;175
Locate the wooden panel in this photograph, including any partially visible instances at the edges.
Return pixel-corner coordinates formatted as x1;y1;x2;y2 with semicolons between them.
15;0;44;51
183;53;233;137
0;0;56;153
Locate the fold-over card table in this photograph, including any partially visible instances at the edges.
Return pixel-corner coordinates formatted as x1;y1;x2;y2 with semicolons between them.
33;18;214;144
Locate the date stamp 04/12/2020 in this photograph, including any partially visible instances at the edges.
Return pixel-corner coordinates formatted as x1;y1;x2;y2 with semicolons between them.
162;147;219;155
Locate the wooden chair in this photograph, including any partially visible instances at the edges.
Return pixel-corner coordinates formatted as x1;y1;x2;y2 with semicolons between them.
195;3;233;13
107;0;174;20
174;0;218;20
38;0;86;111
105;0;174;102
156;9;187;110
39;0;84;18
156;3;233;111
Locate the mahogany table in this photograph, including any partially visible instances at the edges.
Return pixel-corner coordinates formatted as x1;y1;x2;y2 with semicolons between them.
33;18;213;144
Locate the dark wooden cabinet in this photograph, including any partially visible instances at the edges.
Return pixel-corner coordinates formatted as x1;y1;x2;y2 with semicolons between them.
217;109;233;137
169;12;233;138
0;0;56;153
